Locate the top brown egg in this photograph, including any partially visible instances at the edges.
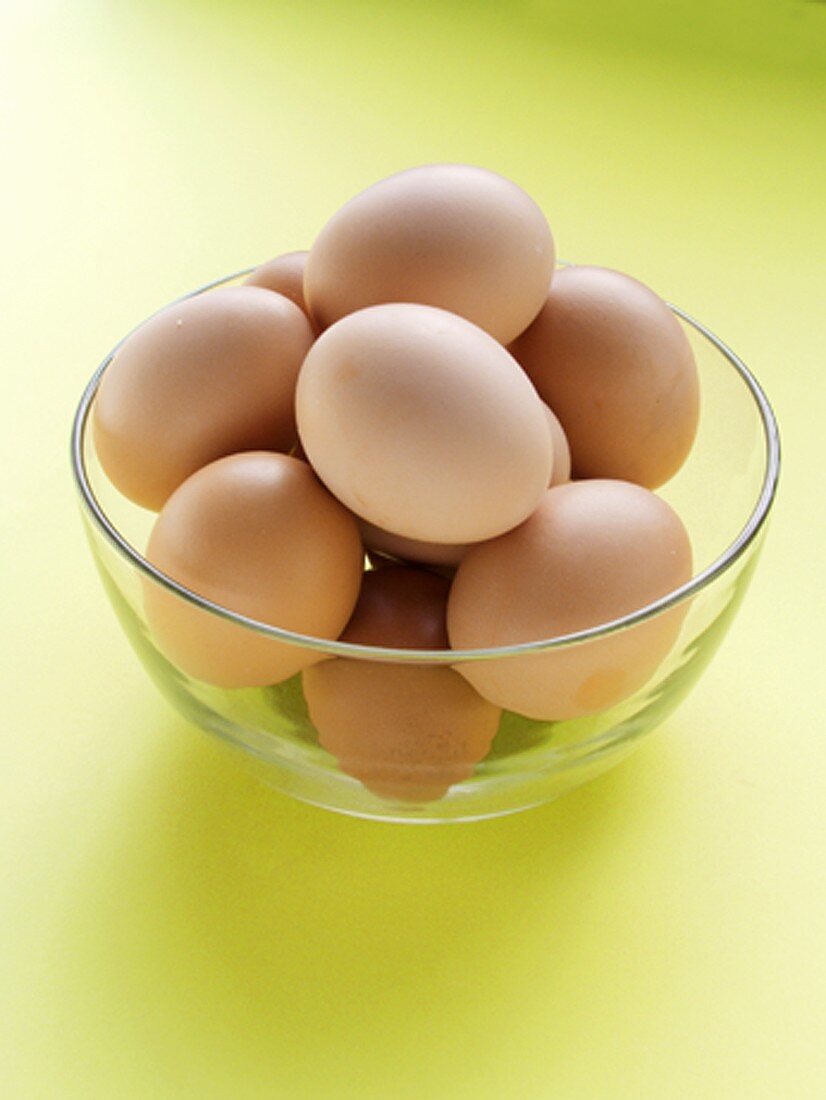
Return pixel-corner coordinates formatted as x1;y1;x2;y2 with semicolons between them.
303;164;555;344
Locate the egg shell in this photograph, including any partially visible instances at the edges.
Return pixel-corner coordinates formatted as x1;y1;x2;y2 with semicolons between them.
365;549;459;583
243;251;312;319
357;405;569;568
509;266;700;489
302;565;500;802
304;164;555;344
447;480;693;719
305;663;501;803
358;521;471;568
143;452;363;687
342;565;451;649
93;286;314;510
543;403;572;487
296;303;553;544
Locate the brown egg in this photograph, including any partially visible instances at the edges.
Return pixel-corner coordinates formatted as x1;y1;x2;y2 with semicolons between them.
358;521;471;569
342;565;450;649
303;566;501;803
93;286;314;510
543;403;572;486
304;164;555;343
447;480;693;719
296;303;553;544
143;452;363;687
510;266;700;489
243;251;312;318
356;404;568;567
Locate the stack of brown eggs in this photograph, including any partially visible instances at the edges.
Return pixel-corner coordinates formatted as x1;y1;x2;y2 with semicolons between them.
93;164;698;802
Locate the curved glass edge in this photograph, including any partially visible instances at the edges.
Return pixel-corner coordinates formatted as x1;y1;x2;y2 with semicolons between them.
70;268;781;666
87;524;767;823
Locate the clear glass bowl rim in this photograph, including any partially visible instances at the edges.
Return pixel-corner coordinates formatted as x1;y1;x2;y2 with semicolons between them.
70;266;781;666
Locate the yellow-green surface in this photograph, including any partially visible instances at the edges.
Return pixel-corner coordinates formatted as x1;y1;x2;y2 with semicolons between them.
2;2;825;1096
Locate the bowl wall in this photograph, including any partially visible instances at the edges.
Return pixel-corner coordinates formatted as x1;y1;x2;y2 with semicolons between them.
74;273;778;822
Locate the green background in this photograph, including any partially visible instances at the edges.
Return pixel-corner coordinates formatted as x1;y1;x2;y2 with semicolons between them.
2;2;825;1096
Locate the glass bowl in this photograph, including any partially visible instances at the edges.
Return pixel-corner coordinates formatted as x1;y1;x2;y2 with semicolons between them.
71;268;780;823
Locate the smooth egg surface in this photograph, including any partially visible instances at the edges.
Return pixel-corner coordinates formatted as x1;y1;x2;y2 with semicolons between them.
304;163;555;343
143;452;363;687
303;565;501;803
93;286;314;510
243;251;312;319
357;522;472;569
357;404;569;568
510;266;700;489
543;402;572;487
341;565;451;650
296;303;553;544
447;480;693;719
